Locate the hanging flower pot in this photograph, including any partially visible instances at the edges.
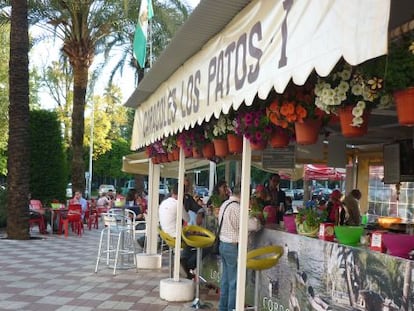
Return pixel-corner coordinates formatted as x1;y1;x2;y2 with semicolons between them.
250;140;268;150
183;147;193;158
192;146;203;159
294;119;321;145
172;148;180;161
167;152;174;162
394;87;414;126
269;128;290;148
160;154;169;163
151;157;159;164
338;105;369;138
213;138;229;157
202;142;215;159
227;134;243;154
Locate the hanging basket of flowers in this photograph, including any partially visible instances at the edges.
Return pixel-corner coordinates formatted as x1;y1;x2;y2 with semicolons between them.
314;61;391;137
266;82;325;145
384;33;414;126
234;106;272;150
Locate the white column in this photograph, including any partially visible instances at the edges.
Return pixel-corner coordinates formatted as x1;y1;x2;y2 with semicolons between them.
235;137;251;311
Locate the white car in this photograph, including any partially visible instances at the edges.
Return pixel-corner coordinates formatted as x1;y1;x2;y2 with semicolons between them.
98;184;116;197
66;183;72;198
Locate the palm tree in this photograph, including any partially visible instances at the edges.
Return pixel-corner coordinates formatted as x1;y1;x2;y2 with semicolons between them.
7;0;31;239
29;0;138;193
29;0;190;194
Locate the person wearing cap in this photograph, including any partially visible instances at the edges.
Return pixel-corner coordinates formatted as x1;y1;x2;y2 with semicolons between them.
327;189;344;225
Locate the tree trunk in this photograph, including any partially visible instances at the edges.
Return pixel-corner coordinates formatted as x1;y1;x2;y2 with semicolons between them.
71;65;88;194
7;0;30;239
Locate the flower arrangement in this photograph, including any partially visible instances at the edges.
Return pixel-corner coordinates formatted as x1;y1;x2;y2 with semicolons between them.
210;114;235;139
146;140;165;157
314;61;391;127
266;82;326;129
177;127;204;152
234;107;272;146
295;200;327;236
162;134;178;153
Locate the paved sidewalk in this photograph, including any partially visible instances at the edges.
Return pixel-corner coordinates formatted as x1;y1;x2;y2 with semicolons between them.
0;227;219;311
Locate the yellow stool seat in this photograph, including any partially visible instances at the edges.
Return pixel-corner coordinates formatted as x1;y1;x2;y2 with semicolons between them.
247;245;284;271
159;228;183;248
182;225;216;248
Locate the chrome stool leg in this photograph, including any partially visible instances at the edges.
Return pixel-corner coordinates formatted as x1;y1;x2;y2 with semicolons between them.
191;247;212;309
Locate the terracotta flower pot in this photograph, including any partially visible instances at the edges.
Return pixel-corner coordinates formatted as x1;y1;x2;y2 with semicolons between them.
394;87;414;126
192;146;203;159
227;134;243;154
250;140;268;150
338;105;369;138
294;119;321;145
202;142;215;159
183;147;193;158
269;130;289;148
172;148;180;161
213;138;229;157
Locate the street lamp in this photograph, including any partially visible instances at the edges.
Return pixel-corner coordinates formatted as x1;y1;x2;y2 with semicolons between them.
87;100;95;199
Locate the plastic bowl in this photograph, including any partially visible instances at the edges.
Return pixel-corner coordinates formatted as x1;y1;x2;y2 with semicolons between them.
334;226;364;246
382;233;414;259
378;217;402;229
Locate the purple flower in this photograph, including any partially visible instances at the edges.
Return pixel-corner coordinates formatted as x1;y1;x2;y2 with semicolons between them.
244;113;253;126
255;132;262;141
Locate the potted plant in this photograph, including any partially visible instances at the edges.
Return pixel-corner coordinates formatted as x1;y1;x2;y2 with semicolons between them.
314;60;390;137
234;105;273;150
384;33;414;125
295;200;327;237
266;82;326;145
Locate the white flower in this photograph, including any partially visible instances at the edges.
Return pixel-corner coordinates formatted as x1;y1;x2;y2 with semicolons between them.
351;115;364;127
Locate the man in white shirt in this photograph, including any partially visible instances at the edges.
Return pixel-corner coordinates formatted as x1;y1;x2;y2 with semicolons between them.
159;184;190;238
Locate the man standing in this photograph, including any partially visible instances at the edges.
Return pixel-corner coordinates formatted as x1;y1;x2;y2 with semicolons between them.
343;189;362;226
266;173;286;223
218;184;241;311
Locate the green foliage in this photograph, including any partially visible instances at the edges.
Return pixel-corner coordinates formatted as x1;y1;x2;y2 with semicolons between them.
385;34;414;92
29;110;67;204
93;138;131;180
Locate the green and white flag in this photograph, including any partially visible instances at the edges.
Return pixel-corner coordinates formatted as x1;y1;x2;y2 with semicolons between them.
133;0;154;68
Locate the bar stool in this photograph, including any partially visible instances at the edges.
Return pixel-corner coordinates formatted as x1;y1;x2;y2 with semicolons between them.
95;210;138;275
245;245;284;311
182;225;215;309
159;228;182;278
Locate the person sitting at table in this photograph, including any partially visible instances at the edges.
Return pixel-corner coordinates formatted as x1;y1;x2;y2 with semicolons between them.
69;190;88;221
96;192;111;211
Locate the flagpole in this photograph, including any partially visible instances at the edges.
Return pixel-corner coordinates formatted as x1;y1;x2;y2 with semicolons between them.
149;17;153;68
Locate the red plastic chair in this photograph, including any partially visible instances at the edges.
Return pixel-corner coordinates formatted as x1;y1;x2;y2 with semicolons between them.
60;204;83;237
29;200;46;234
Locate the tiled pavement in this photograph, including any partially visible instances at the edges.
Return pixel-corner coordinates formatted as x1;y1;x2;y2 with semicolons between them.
0;227;219;311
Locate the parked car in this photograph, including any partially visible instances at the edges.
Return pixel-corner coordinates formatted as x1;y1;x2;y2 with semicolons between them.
98;184;116;197
66;183;72;198
312;188;333;201
194;186;209;197
283;189;295;199
159;184;170;196
293;189;304;200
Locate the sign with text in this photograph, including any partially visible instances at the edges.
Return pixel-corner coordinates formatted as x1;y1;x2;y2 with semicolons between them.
132;0;390;149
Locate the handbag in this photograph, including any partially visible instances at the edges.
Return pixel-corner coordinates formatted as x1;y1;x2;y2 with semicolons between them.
211;200;236;255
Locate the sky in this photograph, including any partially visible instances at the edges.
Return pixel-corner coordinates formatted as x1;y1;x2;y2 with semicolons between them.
31;0;201;110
